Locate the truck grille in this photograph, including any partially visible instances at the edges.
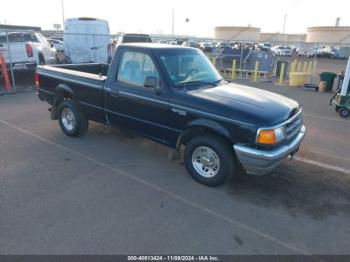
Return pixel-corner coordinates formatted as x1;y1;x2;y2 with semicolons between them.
285;113;303;139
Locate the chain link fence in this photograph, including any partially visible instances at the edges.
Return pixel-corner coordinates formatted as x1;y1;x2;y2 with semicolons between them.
1;29;350;94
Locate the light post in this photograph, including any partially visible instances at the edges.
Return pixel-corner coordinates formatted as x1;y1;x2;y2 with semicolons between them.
61;0;65;27
171;8;174;38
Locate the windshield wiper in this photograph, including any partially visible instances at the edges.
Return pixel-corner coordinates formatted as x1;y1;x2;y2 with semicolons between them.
176;79;224;88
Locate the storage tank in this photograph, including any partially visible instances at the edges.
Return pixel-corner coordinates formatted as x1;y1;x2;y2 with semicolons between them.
260;33;306;43
307;26;350;44
286;34;306;43
214;26;260;41
260;33;288;43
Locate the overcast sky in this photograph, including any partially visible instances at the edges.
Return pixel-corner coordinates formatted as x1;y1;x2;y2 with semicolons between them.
1;0;350;36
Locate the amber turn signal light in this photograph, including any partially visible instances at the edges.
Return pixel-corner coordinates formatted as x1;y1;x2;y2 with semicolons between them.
257;129;276;145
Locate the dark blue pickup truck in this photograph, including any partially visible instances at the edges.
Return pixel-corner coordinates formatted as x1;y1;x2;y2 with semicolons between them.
37;43;306;186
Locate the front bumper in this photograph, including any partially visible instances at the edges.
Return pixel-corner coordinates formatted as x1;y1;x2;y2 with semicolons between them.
234;125;306;176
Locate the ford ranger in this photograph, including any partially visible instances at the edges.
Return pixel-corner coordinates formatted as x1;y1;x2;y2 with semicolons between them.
37;43;306;186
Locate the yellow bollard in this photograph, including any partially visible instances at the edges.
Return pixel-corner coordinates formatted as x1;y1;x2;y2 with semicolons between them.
278;63;285;85
273;62;277;76
253;61;259;81
297;62;302;73
313;60;318;74
308;61;313;73
231;59;237;80
303;61;308;73
290;62;296;77
212;57;216;67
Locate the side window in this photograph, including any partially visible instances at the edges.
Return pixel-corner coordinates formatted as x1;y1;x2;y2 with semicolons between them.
117;51;159;87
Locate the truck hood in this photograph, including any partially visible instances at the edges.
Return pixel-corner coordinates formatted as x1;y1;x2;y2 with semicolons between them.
190;83;300;126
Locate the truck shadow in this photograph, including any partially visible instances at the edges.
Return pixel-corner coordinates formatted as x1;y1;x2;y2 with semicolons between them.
87;123;350;220
225;161;350;220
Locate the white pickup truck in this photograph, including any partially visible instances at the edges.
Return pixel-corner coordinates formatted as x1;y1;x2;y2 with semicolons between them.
0;31;57;71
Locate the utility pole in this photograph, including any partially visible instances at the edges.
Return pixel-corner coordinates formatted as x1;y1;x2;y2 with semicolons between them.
282;14;287;34
171;8;174;38
61;0;65;27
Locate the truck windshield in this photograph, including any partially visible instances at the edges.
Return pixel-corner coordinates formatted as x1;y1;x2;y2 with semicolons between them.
158;49;222;88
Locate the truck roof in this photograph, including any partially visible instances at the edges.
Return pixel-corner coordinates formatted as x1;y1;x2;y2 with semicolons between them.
119;43;196;50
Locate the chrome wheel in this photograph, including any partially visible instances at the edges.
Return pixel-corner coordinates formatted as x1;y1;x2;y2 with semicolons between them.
61;108;76;131
192;146;220;178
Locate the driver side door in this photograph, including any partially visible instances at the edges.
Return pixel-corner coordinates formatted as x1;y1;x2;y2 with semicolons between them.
105;50;172;145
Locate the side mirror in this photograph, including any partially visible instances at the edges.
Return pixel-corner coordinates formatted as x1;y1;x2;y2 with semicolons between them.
144;76;161;95
145;76;162;95
144;76;158;88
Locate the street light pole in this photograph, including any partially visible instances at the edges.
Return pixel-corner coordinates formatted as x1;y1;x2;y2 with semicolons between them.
171;8;174;38
61;0;65;27
282;14;287;34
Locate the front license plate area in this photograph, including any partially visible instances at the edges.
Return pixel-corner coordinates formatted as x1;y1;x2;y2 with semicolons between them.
290;147;299;160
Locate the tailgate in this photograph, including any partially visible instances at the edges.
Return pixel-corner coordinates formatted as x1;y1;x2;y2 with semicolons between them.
0;42;32;64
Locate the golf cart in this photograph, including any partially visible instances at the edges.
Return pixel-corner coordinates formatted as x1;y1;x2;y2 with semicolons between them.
331;58;350;118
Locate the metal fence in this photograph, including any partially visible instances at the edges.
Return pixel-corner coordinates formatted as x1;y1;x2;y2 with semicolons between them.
1;30;350;95
0;29;18;94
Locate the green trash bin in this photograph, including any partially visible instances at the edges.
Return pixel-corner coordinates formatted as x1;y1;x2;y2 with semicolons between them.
319;72;337;92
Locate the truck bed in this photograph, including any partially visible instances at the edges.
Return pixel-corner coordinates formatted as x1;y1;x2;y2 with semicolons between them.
37;63;108;122
49;63;110;76
38;64;107;95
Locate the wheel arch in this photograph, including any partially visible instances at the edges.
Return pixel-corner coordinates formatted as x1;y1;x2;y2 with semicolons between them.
55;84;76;104
51;84;76;120
176;119;232;149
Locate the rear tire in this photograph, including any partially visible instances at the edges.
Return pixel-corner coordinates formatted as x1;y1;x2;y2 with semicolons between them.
57;100;88;137
39;54;45;65
184;134;234;187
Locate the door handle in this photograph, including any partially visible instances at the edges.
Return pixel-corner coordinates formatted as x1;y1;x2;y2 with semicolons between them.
110;90;120;97
172;108;187;116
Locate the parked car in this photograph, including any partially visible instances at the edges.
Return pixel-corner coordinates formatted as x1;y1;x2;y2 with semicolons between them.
297;46;323;57
199;42;213;53
116;34;152;45
182;41;197;48
0;31;57;71
271;45;292;56
64;17;110;64
215;42;229;49
48;38;64;52
37;43;305;187
258;43;272;51
320;47;344;59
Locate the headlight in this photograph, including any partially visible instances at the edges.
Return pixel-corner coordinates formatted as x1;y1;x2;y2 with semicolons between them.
257;126;286;145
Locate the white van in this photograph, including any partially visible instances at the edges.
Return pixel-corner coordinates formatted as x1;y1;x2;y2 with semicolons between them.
64;18;110;64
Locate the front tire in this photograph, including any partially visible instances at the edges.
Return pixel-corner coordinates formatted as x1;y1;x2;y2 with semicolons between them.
57;100;88;137
339;108;350;118
39;54;45;65
184;135;234;187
